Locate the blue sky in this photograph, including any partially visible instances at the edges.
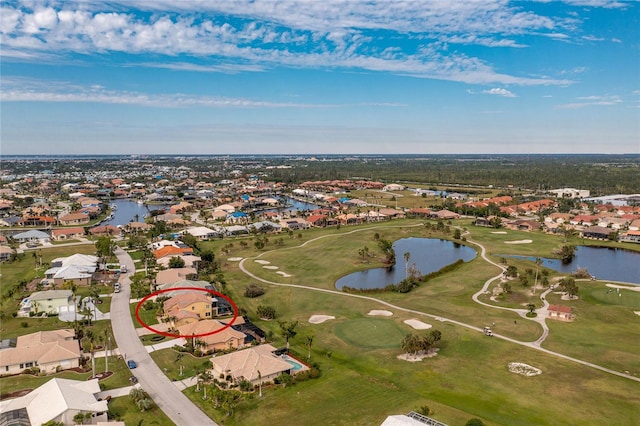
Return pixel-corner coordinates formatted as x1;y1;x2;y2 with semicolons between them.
1;0;638;155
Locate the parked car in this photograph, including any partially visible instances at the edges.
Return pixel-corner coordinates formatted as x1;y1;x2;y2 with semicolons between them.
127;359;137;369
114;283;121;293
129;376;138;384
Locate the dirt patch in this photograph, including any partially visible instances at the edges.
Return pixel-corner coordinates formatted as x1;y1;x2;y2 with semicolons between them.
0;389;33;400
508;362;542;376
90;371;114;381
397;348;439;362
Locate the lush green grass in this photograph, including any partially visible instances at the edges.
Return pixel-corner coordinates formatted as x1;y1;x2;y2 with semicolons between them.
191;219;640;425
107;392;173;425
149;348;211;381
334;318;407;349
0;356;131;395
130;302;160;327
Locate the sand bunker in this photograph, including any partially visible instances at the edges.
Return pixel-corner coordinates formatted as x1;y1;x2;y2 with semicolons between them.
309;315;335;324
397;348;439;362
634;311;640;316
254;260;270;264
228;257;243;261
368;310;393;316
504;239;533;244
491;231;508;234
276;271;292;278
404;319;432;330
263;265;279;270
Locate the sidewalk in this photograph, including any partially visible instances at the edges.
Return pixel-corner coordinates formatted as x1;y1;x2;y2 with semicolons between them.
146;338;186;353
96;384;137;399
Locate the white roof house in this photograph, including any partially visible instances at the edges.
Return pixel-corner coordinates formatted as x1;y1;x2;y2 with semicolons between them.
51;253;98;268
183;226;221;240
0;378;108;425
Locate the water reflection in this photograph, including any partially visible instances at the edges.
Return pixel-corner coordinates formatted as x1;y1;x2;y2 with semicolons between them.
498;246;640;285
335;238;476;290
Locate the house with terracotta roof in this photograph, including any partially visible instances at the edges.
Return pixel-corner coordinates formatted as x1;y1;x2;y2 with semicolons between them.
155;267;198;286
153;245;194;260
430;209;460;220
504;219;541;232
58;212;90;226
619;230;640;243
51;227;85;241
210;344;296;385
88;224;121;237
178;320;246;353
547;305;575;321
164;292;214;327
0;329;80;376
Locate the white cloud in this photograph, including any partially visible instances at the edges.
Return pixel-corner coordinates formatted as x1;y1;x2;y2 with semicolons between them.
0;1;581;86
481;88;517;97
0;77;405;109
556;95;623;108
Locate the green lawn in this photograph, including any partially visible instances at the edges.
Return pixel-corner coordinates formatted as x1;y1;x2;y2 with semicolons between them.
188;219;640;425
107;392;173;425
130;301;160;328
0;356;131;395
149;348;211;381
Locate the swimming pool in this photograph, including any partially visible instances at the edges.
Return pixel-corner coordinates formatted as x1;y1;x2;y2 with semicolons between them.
282;355;304;372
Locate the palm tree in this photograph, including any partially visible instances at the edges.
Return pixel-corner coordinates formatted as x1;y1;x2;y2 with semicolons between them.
404;252;411;279
258;370;263;397
64;280;79;335
278;321;298;349
533;257;542;295
306;335;314;360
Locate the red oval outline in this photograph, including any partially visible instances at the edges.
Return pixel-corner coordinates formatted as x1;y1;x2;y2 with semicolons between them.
135;287;238;338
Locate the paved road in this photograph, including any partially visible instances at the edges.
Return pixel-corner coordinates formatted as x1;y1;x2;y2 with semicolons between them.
112;247;217;426
237;224;640;384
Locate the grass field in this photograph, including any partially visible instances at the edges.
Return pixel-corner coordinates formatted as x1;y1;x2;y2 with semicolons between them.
192;219;640;425
1;219;638;425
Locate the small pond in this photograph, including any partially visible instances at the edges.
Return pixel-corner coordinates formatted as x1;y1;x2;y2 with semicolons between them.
498;246;640;285
335;238;477;290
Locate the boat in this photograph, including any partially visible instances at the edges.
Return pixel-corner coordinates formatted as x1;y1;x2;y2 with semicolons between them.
110;204;117;210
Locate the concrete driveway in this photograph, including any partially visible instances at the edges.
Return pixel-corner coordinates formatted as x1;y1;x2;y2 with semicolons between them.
112;247;216;426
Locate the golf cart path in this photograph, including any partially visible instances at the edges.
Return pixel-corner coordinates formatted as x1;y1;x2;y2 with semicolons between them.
238;224;639;383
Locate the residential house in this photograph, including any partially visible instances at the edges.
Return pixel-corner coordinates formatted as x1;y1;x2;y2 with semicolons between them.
548;188;590;199
250;221;282;233
0;329;80;375
547;305;575;321
0;378;108;425
177;320;246;353
430;210;460;220
0;245;15;261
182;226;221;240
618;230;640;243
125;221;154;233
12;229;50;244
58;212;90;226
504;219;541;232
155;267;198;287
45;254;98;287
19;290;73;317
51;227;85;241
581;226;614;240
164;292;214;327
18;215;56;227
88;224;121;237
407;208;432;218
378;208;405;219
209;344;295;385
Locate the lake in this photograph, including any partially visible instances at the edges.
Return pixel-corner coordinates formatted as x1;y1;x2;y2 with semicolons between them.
498;246;640;285
335;238;477;290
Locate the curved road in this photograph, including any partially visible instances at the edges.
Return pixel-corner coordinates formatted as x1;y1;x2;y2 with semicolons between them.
112;247;216;426
237;224;640;383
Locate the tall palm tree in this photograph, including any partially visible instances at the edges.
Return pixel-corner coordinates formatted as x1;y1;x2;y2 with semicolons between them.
306;335;313;360
404;252;411;279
